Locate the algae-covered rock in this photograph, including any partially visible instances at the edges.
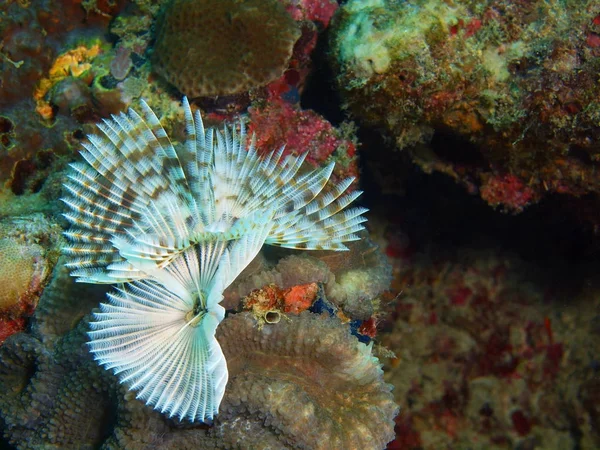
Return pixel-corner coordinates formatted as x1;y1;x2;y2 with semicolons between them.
330;0;600;213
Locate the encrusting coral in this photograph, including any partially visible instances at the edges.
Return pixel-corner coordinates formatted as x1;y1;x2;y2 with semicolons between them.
61;97;368;422
224;238;392;320
0;260;398;449
215;312;398;449
0;214;62;343
0;238;46;312
153;0;301;97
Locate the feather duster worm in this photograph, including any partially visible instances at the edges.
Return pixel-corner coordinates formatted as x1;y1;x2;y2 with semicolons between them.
62;98;367;422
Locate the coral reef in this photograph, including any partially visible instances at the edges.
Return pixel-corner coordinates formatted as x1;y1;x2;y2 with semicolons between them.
60;95;369;422
150;0;339;115
0;261;397;449
224;238;392;321
378;248;600;449
0;0;349;221
0;0;121;108
330;0;600;212
0;0;130;215
153;0;301;98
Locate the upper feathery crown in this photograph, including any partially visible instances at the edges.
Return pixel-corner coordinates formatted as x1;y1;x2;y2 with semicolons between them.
62;97;367;422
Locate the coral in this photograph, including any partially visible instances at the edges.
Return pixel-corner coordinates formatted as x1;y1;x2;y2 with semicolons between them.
34;42;102;119
0;317;26;346
330;0;600;212
152;0;301;98
224;238;392;321
0;214;62;344
0;0;132;215
110;44;133;81
49;76;95;120
283;0;339;28
62;98;366;283
0;261;397;449
61;97;367;422
243;282;318;325
215;312;398;449
0;0;119;108
480;173;538;213
0;238;46;311
0;325;118;449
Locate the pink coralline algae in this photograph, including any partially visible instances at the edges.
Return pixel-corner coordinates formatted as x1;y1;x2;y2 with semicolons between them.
480;174;538;213
248;97;359;184
283;0;339;28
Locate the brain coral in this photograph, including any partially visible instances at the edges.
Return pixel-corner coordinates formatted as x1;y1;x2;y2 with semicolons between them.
153;0;301;97
216;312;398;450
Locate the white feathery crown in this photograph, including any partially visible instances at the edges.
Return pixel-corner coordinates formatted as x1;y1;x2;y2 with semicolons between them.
62;97;367;422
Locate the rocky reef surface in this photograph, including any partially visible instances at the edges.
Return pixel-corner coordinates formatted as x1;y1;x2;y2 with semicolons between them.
0;251;397;449
330;0;600;214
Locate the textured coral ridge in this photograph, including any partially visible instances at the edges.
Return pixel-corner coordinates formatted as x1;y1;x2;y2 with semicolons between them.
61;97;367;422
330;0;600;212
216;312;398;450
153;0;301;97
0;265;398;449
